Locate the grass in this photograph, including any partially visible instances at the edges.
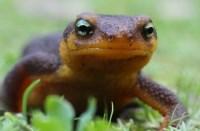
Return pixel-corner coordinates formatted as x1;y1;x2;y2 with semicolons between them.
0;81;133;131
0;0;200;130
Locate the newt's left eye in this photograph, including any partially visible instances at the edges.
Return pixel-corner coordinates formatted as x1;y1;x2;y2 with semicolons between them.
75;19;94;37
142;22;156;40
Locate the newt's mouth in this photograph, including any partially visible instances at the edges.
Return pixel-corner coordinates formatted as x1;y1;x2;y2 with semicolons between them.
68;48;151;59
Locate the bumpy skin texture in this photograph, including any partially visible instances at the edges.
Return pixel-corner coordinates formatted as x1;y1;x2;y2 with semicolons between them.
136;75;187;128
1;13;187;130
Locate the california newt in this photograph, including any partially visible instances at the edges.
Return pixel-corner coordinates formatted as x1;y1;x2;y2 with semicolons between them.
1;13;187;130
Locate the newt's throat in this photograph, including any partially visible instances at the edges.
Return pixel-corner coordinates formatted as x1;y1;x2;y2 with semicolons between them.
59;40;152;74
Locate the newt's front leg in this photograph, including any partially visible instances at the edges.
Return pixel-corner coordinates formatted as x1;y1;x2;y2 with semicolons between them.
133;75;187;130
1;52;60;112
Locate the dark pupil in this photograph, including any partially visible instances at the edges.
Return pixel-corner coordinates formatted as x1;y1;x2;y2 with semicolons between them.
76;19;93;36
145;27;154;35
78;25;92;35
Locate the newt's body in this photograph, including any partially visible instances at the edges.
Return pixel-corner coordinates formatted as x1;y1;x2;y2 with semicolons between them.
1;13;187;130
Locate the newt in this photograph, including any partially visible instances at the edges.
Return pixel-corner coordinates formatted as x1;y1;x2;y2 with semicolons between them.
1;13;187;130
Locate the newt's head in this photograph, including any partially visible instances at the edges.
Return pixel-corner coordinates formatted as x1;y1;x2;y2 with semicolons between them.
60;13;157;74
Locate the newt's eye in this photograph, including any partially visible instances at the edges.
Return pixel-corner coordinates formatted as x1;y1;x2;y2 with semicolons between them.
75;19;94;37
142;23;155;40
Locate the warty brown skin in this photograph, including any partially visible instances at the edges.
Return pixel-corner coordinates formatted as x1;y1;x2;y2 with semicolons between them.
1;13;187;130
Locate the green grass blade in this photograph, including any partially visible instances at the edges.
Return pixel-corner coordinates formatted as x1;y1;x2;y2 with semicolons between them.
22;79;41;118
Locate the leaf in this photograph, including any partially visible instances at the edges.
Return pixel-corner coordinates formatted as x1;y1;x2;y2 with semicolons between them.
32;111;67;131
32;95;75;131
76;98;96;131
46;95;75;130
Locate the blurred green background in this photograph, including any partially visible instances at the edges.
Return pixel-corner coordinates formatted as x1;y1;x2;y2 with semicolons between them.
0;0;200;123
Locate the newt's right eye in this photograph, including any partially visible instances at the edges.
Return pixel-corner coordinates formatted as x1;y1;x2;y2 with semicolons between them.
75;19;94;37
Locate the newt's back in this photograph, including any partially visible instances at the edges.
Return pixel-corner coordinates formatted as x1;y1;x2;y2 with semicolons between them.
22;33;62;59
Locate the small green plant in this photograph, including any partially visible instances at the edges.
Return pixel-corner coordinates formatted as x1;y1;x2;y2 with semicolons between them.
0;80;130;131
0;112;33;131
31;95;75;131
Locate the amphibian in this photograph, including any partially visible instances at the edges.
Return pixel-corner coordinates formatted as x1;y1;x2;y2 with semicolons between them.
1;13;187;130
